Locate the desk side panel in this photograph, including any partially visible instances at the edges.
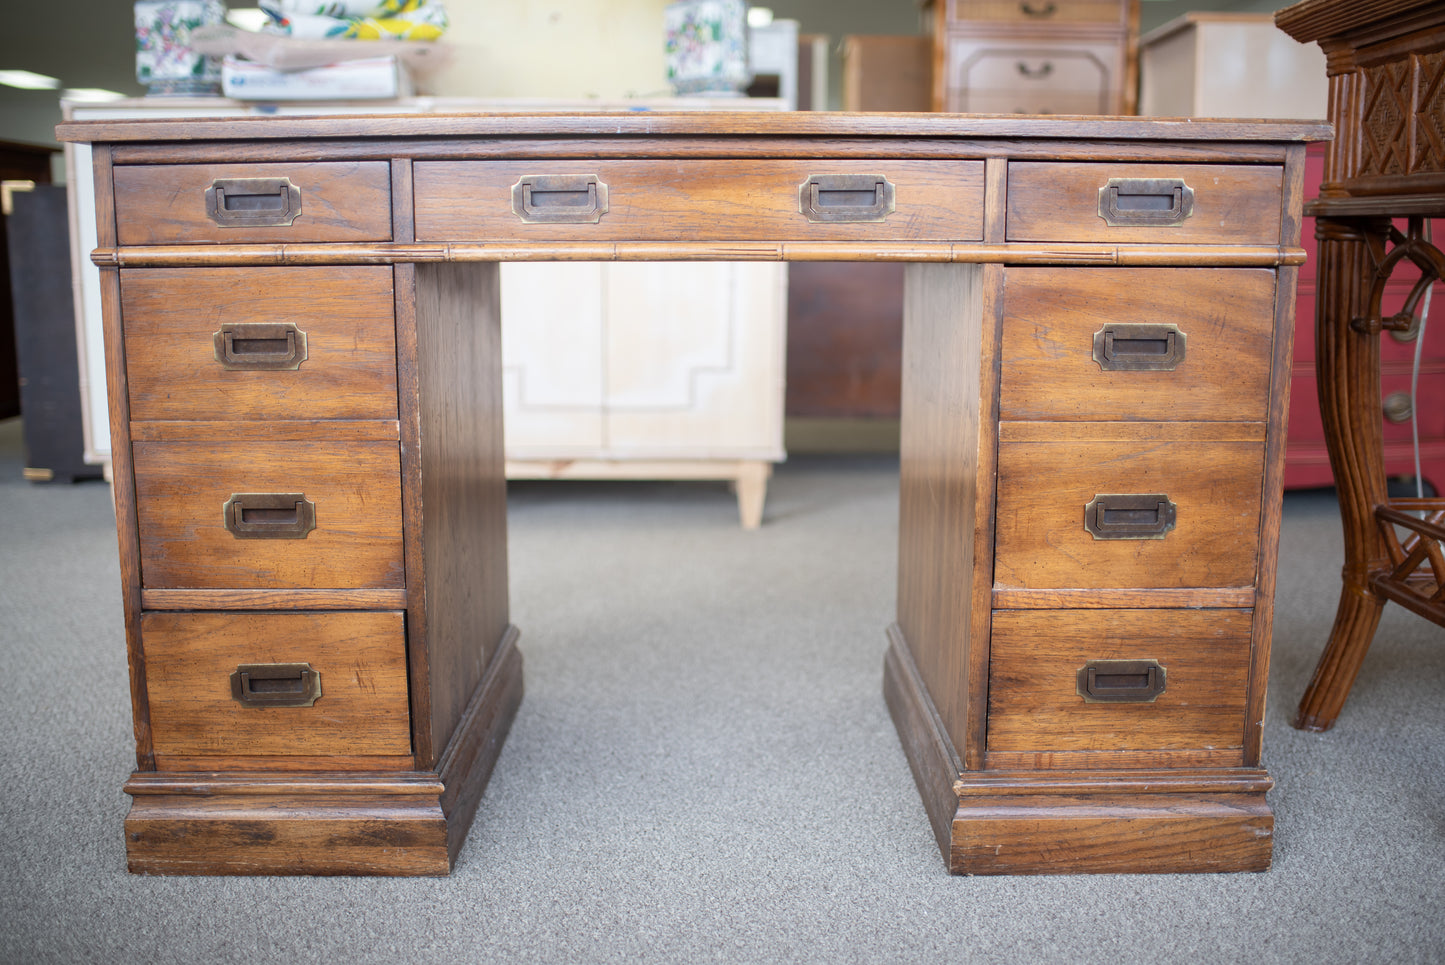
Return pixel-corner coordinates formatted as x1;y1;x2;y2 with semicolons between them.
405;261;511;766
895;262;994;764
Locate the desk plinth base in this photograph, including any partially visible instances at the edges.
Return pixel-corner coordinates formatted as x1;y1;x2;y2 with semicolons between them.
122;629;523;876
883;629;1274;875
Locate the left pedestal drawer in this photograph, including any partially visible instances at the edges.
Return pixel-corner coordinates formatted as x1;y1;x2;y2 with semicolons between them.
113;161;393;245
142;611;412;765
133;440;405;589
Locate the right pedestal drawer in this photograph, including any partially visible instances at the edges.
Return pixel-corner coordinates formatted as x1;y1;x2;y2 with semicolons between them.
993;428;1264;590
994;266;1274;591
987;262;1274;766
988;608;1253;759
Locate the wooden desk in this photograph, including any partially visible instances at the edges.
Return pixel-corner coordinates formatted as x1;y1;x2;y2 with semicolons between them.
55;112;1325;876
1276;0;1445;732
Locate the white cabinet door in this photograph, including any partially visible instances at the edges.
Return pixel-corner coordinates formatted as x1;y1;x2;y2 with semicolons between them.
602;262;786;459
499;262;606;456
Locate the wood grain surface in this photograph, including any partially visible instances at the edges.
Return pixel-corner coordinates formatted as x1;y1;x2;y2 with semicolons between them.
895;262;996;766
994;434;1265;589
951;789;1273;874
142;610;411;760
1007;162;1283;244
121;266;398;421
999;267;1277;421
114;161;392;245
132;440;403;589
56;112;1330;147
987;608;1253;756
402;262;512;767
414;160;984;243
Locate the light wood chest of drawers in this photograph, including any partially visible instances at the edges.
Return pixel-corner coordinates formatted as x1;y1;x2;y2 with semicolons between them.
56;112;1326;876
932;0;1139;116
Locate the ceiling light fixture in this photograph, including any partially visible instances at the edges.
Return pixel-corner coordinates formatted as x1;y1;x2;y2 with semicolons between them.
0;69;62;90
62;88;128;103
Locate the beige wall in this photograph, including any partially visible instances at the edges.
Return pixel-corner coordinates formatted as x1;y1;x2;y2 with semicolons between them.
431;0;672;100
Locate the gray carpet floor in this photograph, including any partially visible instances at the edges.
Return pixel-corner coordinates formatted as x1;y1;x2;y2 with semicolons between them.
1;414;1441;964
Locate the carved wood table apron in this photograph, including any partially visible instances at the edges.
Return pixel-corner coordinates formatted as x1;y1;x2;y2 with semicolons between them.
55;112;1327;876
1276;0;1445;734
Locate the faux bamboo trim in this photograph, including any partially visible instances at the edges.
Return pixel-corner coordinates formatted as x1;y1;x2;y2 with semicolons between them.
93;242;1309;268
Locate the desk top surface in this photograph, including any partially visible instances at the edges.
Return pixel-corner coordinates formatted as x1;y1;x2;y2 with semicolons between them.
56;111;1331;146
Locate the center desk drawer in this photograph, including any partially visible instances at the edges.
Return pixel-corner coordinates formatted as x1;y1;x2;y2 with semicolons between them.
1007;162;1282;245
999;267;1277;422
142;610;412;764
113;161;393;245
132;440;404;590
993;427;1265;590
122;266;399;422
413;160;985;243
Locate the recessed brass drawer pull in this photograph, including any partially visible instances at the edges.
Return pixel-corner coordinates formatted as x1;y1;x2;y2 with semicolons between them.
798;174;896;223
205;177;302;227
1092;322;1186;371
511;174;608;223
230;662;322;708
1084;493;1177;540
1097;177;1195;227
1076;659;1166;703
212;321;308;371
222;492;317;539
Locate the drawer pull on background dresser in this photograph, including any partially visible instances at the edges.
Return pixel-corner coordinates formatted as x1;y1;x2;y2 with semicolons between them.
511;174;608;223
1097;178;1195;227
223;493;317;539
798;174;896;223
1016;62;1054;80
204;177;302;228
1019;2;1058;17
1092;323;1187;371
1076;660;1166;703
1084;493;1177;540
230;663;322;708
213;322;308;371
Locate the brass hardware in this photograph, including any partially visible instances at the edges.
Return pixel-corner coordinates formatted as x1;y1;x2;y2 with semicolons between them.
798;174;896;223
1019;1;1058;16
213;322;308;371
1016;62;1054;79
205;177;302;227
1092;323;1187;371
1383;391;1414;424
1076;659;1166;703
511;174;608;223
231;663;322;708
222;493;317;539
1084;493;1177;540
1097;177;1195;227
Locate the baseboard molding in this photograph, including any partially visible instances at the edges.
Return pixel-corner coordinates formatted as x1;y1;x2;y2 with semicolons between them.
123;626;525;876
884;623;1275;875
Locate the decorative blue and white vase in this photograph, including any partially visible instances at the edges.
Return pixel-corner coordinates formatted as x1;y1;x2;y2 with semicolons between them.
135;0;226;95
664;0;751;96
